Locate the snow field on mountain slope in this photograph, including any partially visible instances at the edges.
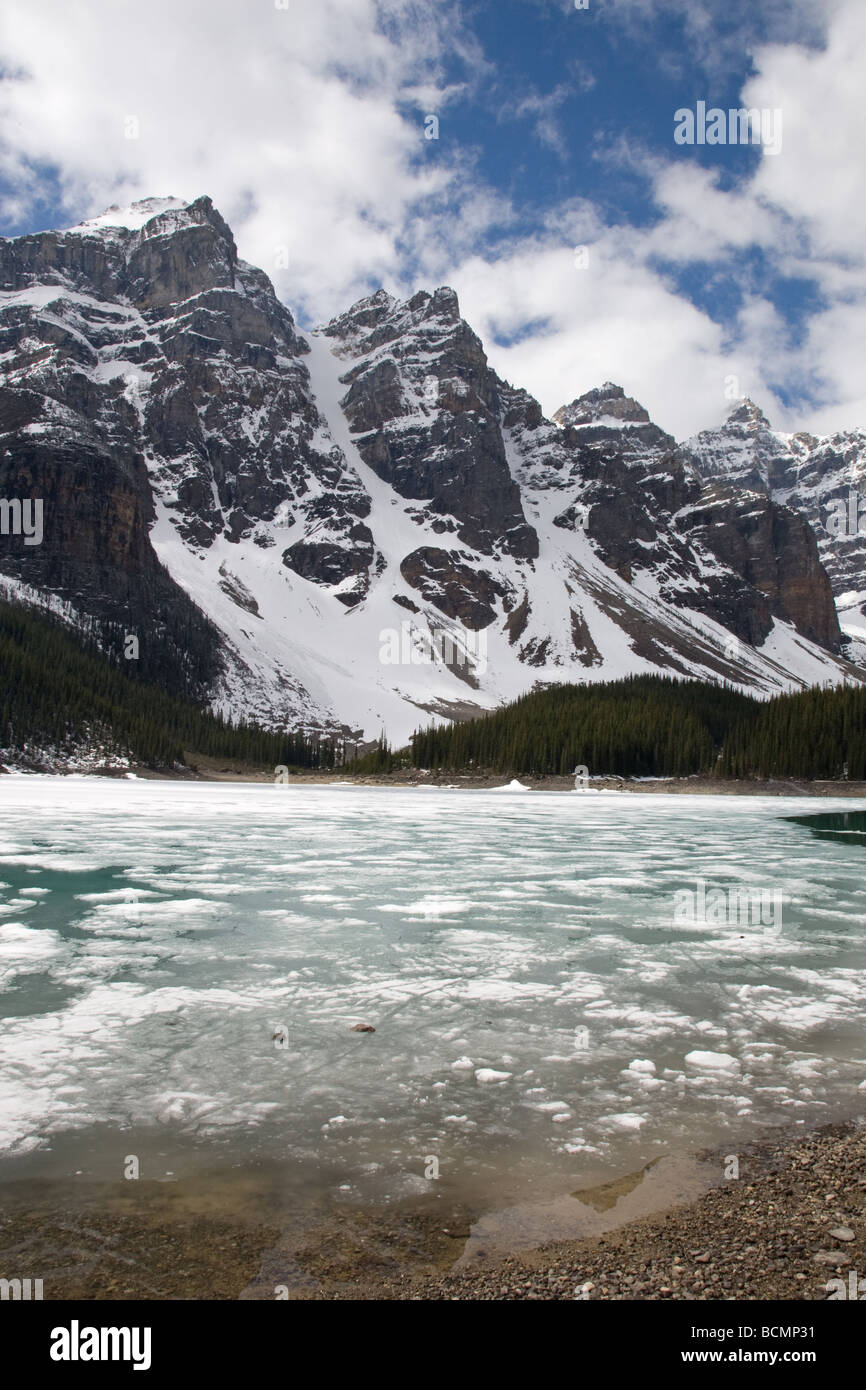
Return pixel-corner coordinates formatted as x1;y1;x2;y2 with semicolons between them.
149;333;856;744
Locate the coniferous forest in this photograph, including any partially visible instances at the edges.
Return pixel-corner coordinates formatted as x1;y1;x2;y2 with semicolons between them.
410;674;866;781
0;600;336;771
3;599;866;779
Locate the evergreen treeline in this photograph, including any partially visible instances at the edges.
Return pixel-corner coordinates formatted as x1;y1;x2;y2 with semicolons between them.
0;560;224;704
718;683;866;780
0;600;337;770
349;733;396;774
410;674;866;781
4;601;864;781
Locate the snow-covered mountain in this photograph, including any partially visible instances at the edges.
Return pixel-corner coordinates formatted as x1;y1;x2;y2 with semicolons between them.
0;196;862;745
681;401;866;664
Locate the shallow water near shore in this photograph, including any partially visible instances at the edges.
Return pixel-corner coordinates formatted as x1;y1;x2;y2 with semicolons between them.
1;779;866;1286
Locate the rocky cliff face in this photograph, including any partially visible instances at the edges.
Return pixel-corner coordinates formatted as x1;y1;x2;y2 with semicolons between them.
681;400;866;658
322;287;537;563
0;196;375;715
508;380;840;652
0;197;859;742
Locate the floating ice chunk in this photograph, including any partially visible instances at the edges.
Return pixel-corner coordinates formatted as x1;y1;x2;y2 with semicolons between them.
397;896;469;918
787;1060;822;1079
625;1059;656;1075
684;1050;741;1073
450;1056;474;1072
0;923;65;981
491;779;531;792
475;1068;512;1084
602;1112;646;1130
75;888;164;903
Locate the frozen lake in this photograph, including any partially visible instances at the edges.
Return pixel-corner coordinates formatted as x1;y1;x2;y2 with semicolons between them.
1;778;866;1208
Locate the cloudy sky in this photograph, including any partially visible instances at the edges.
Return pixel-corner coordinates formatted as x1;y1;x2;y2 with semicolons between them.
0;0;863;439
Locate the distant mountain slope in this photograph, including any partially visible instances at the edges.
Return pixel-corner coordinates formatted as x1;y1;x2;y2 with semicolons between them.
681;399;866;660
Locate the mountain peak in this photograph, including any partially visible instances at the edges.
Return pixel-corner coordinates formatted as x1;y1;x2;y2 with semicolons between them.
321;284;467;355
68;195;211;236
429;285;460;319
724;397;771;431
553;382;650;428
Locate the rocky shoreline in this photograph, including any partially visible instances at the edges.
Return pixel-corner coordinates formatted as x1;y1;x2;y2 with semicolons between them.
2;1122;863;1300
6;750;866;796
43;761;866;796
375;1122;866;1302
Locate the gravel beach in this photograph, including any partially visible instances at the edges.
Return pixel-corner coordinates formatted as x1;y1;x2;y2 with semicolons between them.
384;1122;866;1301
1;1122;863;1300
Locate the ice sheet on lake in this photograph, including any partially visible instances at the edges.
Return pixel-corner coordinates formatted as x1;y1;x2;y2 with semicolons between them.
1;780;865;1181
